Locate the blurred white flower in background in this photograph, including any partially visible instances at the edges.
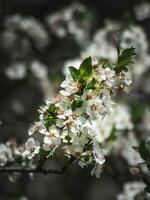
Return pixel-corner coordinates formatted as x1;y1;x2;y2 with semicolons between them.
5;15;49;49
134;2;150;21
120;27;148;53
46;2;92;45
30;60;55;99
1;30;30;52
120;26;150;78
30;61;48;80
117;133;143;166
63;21;150;84
117;181;145;200
10;99;25;115
141;108;150;137
20;17;49;48
120;132;143;166
113;104;133;131
5;63;27;80
82;21;118;60
0;144;13;166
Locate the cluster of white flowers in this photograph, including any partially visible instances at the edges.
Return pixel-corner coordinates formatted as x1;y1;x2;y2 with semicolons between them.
24;50;134;178
5;62;27;80
46;2;92;45
134;2;150;21
0;144;13;166
4;15;49;49
0;141;25;166
117;181;146;200
82;21;119;61
63;20;150;83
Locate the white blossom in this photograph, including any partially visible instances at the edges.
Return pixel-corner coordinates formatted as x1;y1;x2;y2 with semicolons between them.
43;125;61;152
83;98;105;119
99;67;115;87
92;115;113;143
0;144;13;166
23;138;40;159
93;142;105;165
60;75;79;96
117;182;145;200
91;164;103;178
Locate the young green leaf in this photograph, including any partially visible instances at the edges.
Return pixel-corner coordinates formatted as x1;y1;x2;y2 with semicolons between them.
43;104;59;129
44;116;57;129
71;100;83;111
69;66;79;81
79;57;92;81
115;47;136;73
48;104;58;115
86;78;96;90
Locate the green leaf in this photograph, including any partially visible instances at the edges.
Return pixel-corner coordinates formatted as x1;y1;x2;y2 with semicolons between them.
115;47;136;73
139;140;150;161
43;104;59;129
48;104;58;115
101;60;110;69
40;148;50;157
69;66;79;81
44;116;57;129
79;57;92;81
86;78;96;90
71;100;83;111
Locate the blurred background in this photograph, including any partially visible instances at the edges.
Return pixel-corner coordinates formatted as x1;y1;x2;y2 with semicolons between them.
0;0;150;199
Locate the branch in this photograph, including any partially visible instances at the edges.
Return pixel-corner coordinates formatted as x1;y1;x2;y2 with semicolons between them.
0;157;75;175
0;167;62;175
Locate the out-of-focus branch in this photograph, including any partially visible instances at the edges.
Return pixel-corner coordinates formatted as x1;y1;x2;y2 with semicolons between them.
0;157;75;175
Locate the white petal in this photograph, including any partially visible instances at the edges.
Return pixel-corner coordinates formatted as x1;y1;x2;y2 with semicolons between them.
56;119;64;128
60;80;69;88
60;90;70;96
44;136;52;145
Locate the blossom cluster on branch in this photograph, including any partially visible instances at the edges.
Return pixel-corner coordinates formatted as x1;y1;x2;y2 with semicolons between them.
0;47;135;178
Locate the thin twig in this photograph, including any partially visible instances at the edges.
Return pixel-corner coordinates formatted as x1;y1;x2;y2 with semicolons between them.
0;167;62;174
0;156;75;175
